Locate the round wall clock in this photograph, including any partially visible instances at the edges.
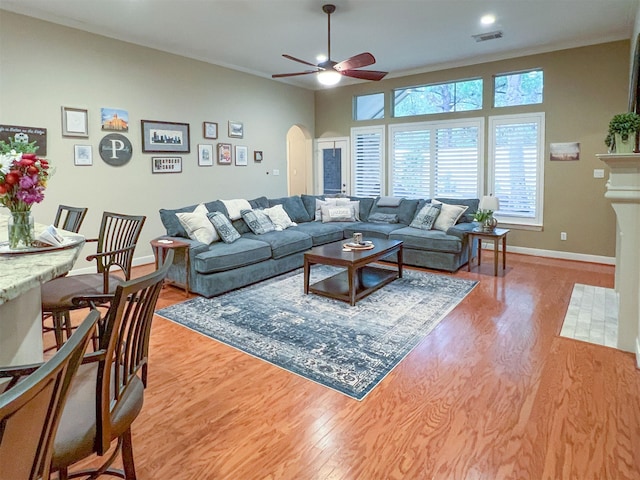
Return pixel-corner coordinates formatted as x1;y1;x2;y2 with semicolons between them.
99;133;133;166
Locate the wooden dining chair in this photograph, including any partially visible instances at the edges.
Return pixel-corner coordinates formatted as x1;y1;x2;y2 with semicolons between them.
50;251;172;480
0;310;100;480
41;211;146;350
53;205;88;233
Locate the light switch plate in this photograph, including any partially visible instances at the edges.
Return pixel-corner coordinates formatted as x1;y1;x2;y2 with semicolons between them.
593;169;605;178
273;169;280;176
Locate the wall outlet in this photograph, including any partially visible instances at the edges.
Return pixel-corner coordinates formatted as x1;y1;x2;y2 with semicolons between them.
561;232;567;241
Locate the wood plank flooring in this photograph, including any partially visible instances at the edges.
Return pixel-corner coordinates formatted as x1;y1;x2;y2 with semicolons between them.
66;253;640;479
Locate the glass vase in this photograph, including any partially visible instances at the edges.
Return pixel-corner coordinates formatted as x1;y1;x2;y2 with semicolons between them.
8;211;35;250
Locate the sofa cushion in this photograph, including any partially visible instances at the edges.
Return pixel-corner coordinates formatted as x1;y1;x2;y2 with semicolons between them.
207;212;241;243
368;212;399;224
432;201;468;232
434;197;479;223
291;222;344;246
410;202;442;230
221;199;251;220
263;204;297;230
242;229;312;259
368;197;419;225
193;237;272;274
161;201;227;238
176;204;219;244
389;226;463;253
376;196;403;207
241;209;275;235
301;194;324;220
342;222;402;239
349;197;375;221
268;195;312;223
249;196;270;210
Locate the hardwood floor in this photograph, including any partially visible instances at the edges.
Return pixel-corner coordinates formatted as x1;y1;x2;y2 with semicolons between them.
67;253;640;479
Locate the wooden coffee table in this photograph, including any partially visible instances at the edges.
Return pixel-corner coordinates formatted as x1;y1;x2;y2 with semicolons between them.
304;238;403;306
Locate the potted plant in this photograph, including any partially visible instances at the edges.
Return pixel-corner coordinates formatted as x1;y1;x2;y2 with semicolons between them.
606;112;640;153
473;209;497;233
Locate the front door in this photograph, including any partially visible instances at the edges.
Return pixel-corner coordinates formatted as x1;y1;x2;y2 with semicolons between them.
316;138;349;195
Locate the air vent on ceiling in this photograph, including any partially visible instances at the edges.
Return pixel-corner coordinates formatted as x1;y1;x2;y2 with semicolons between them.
472;30;503;42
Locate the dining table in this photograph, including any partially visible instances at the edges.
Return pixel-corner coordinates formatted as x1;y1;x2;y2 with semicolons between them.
0;214;85;366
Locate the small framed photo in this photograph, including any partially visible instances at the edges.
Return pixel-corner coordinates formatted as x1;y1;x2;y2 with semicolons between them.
228;121;243;138
203;122;218;139
218;143;232;164
62;106;89;137
74;145;92;166
198;144;214;166
152;156;182;173
235;145;248;166
254;150;263;162
101;107;129;132
141;120;190;153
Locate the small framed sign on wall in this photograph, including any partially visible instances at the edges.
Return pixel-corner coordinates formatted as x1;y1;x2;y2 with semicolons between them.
152;156;182;173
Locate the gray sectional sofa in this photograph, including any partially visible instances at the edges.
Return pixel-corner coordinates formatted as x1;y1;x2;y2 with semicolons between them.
159;194;479;298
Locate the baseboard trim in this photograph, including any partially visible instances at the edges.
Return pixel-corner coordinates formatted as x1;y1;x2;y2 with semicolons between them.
636;337;640;369
481;243;615;266
69;255;155;276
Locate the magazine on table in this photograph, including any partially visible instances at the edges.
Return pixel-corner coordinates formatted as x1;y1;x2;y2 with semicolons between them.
36;225;65;247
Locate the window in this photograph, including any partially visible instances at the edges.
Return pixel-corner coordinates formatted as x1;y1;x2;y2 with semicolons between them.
494;69;543;107
393;78;483;117
354;93;385;120
389;119;483;199
351;126;385;197
488;113;545;226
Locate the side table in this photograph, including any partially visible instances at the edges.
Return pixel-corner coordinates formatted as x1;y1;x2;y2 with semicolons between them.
467;227;510;276
150;238;190;297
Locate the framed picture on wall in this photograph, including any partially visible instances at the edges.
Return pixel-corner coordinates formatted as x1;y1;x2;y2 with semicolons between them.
203;122;218;139
141;120;190;153
235;145;248;166
62;107;89;137
74;145;92;166
198;144;214;166
254;150;263;162
152;156;182;173
218;143;232;164
228;121;243;138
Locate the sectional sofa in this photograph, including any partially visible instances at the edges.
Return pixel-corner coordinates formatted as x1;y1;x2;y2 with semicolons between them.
158;194;479;298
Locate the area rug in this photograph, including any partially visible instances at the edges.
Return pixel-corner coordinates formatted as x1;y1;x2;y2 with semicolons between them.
560;283;618;349
156;265;478;400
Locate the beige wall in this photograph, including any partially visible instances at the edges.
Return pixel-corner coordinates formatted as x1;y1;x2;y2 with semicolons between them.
315;41;631;259
0;11;314;269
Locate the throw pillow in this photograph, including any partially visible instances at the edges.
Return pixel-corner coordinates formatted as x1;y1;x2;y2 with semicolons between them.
175;204;219;244
241;208;276;235
221;198;252;220
375;196;403;207
321;205;357;223
432;201;468;232
315;198;361;221
207;211;241;243
263;204;297;231
368;212;400;224
410;203;442;230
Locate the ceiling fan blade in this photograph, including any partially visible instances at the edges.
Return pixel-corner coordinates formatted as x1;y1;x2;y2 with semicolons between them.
282;54;318;67
272;70;318;78
340;69;388;81
334;52;376;71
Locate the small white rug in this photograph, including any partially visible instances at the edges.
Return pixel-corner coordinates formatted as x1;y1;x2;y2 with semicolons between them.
560;283;618;348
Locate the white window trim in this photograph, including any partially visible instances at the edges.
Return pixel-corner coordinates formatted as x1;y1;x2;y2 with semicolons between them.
388;117;484;198
350;125;386;197
487;112;545;228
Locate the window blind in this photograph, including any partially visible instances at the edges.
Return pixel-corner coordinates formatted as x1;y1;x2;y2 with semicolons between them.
351;126;384;197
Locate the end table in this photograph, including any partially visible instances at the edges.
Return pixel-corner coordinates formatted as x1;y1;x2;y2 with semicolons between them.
467;227;509;276
150;238;190;297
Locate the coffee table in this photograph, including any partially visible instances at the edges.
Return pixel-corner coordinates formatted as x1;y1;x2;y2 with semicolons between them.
304;238;403;306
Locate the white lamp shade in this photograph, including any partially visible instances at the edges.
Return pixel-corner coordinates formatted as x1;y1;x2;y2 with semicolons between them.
480;195;500;212
317;70;342;86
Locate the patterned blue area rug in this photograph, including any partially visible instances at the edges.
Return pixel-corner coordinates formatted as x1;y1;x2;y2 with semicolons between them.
156;266;477;400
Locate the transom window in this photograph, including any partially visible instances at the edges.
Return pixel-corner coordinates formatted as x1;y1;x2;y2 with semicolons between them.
393;79;483;117
494;69;544;107
354;92;385;120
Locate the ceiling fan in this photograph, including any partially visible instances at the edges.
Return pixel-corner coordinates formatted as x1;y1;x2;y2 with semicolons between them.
272;4;388;86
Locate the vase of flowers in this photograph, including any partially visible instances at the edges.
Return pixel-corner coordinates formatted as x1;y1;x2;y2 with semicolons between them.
0;140;50;249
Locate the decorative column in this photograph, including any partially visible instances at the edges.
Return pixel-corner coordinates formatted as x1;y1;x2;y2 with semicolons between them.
597;154;640;363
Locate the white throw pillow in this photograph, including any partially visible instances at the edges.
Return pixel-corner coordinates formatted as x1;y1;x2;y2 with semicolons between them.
263;204;297;230
321;205;358;223
176;203;219;244
315;198;360;221
432;200;468;232
222;198;252;220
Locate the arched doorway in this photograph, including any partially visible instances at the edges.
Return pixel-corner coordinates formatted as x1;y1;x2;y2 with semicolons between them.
286;125;313;195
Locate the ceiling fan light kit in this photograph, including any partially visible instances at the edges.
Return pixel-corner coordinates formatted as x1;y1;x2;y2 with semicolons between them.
272;4;388;86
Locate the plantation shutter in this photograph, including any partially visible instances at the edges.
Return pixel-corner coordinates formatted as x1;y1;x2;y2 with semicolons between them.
391;128;430;198
489;113;545;225
434;124;481;198
351;126;385;197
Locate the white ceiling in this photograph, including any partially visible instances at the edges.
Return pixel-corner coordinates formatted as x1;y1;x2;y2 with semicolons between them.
1;0;637;90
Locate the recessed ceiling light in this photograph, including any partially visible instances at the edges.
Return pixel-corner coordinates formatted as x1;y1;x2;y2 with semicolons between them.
481;14;496;25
